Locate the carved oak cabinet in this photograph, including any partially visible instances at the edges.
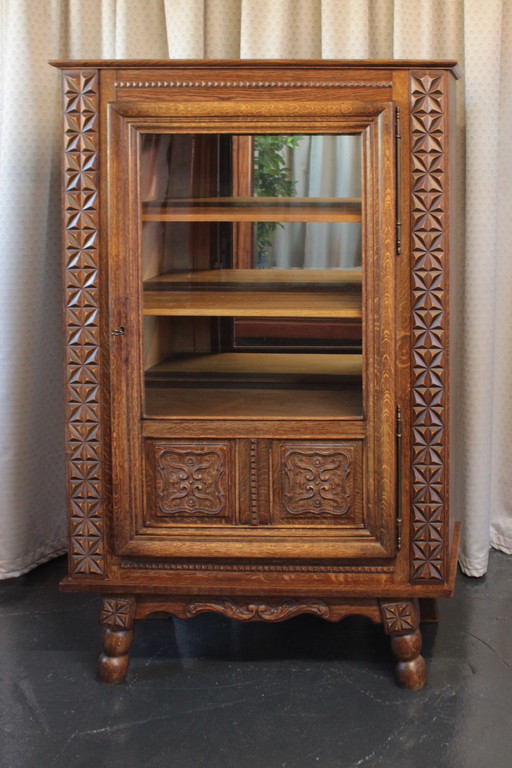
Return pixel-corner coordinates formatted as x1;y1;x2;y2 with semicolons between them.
51;59;460;689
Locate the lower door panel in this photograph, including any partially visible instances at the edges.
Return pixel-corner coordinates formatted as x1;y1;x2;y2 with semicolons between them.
113;437;395;560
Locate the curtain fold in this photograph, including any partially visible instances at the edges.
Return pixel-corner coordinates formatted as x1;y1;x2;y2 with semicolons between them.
457;0;512;574
269;136;362;270
489;0;512;561
0;0;510;577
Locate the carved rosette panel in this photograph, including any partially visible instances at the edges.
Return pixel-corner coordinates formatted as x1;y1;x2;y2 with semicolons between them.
282;447;353;518
409;73;448;581
63;71;105;576
380;599;420;636
185;599;330;621
99;596;136;629
155;444;228;517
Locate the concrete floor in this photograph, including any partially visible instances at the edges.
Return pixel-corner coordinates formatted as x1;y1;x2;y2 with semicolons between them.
0;552;511;768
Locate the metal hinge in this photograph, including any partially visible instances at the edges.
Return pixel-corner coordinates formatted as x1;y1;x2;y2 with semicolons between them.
395;105;402;256
396;404;403;550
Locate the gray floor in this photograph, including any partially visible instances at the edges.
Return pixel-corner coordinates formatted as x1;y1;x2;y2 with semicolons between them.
0;552;511;768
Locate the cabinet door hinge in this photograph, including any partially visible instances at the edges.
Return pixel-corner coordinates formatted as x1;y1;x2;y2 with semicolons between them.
396;404;403;550
395;105;402;256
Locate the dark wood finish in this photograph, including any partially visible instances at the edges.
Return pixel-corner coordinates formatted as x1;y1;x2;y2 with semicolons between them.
390;631;426;690
97;596;136;684
233;318;362;353
52;60;459;689
61;70;107;578
419;598;439;623
380;599;426;690
232;135;254;269
409;70;451;583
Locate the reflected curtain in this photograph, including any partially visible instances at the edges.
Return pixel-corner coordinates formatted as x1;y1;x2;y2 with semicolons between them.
0;0;510;577
270;136;362;270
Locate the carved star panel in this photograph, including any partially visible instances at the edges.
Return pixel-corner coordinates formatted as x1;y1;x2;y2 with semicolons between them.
409;72;448;581
62;71;105;576
100;597;136;629
380;599;420;635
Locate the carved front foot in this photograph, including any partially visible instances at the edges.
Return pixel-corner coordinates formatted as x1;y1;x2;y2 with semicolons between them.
390;629;426;690
97;596;136;684
379;599;426;691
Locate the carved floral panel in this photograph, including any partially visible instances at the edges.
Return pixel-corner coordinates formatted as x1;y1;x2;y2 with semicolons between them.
185;599;330;621
153;443;230;518
280;444;355;520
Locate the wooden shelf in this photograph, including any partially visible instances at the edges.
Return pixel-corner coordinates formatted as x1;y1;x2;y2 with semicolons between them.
142;197;362;222
145;268;362;288
144;352;362;419
145;385;362;420
143;291;361;317
143;269;362;318
146;352;362;384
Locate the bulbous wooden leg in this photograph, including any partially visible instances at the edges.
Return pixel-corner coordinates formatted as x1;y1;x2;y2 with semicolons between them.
97;596;136;684
379;598;426;691
390;629;426;690
98;627;134;684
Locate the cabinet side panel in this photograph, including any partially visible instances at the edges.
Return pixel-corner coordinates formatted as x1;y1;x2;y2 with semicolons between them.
62;70;106;577
409;71;450;582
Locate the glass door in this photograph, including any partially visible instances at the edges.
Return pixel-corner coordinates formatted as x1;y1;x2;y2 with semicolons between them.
140;132;364;421
108;98;396;560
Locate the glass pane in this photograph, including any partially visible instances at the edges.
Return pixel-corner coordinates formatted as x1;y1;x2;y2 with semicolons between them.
252;135;361;269
139;133;363;419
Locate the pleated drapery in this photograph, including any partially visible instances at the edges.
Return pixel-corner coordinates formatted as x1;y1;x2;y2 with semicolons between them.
0;0;510;577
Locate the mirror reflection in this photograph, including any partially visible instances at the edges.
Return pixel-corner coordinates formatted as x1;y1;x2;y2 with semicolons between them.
252;135;362;269
140;133;362;271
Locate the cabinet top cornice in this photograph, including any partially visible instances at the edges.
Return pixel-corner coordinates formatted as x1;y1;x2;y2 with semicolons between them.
49;58;462;78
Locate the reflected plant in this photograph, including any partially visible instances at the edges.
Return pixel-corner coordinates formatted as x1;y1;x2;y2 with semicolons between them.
254;135;302;266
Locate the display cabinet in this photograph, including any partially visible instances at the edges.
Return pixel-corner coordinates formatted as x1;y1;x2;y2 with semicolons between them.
51;59;460;688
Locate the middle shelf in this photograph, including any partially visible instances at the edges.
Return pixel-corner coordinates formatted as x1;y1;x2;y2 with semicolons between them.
143;268;362;318
142;197;362;222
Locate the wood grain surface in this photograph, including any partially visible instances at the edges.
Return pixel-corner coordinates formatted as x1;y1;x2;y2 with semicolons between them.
53;59;458;688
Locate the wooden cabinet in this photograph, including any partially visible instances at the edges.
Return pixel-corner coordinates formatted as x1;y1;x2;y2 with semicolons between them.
51;59;460;689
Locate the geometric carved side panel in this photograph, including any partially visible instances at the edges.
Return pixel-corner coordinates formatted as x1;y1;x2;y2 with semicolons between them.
63;71;105;575
409;72;448;580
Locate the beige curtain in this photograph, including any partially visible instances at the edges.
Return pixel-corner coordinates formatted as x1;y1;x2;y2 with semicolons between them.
0;0;510;577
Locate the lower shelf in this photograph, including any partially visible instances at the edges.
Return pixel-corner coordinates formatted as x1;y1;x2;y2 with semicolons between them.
144;352;363;419
146;351;361;381
145;385;361;419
